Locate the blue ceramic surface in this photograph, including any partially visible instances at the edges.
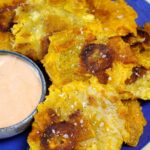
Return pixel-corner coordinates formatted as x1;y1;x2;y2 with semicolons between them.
0;0;150;149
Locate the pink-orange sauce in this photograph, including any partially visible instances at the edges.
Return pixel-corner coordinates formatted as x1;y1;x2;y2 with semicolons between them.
0;54;42;128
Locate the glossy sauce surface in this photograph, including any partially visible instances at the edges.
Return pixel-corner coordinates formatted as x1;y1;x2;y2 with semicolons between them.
0;55;42;128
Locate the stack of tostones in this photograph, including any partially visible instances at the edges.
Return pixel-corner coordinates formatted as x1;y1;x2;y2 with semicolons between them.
0;0;149;149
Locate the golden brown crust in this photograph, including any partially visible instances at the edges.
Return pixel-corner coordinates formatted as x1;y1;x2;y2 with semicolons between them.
0;31;13;50
108;36;137;64
123;100;146;147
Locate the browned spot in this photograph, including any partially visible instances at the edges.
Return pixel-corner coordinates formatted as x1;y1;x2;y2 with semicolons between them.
95;72;109;84
40;110;79;150
108;36;137;64
69;110;94;142
0;1;25;31
69;110;81;121
122;29;150;47
137;29;150;44
29;109;59;143
26;51;37;60
55;39;75;52
125;66;147;84
0;6;17;13
0;0;25;13
80;44;113;72
122;33;133;44
41;36;50;57
85;33;96;43
80;43;114;84
40;121;76;150
40;110;94;150
0;9;15;31
47;109;59;124
88;96;98;107
130;42;145;53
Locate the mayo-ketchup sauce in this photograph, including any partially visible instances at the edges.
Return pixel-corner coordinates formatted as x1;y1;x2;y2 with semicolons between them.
0;54;42;128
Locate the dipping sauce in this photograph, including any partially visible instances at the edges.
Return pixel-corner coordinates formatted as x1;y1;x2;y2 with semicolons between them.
0;54;42;128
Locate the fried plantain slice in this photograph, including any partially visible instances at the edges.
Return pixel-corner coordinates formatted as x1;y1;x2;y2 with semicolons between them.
28;78;131;150
41;29;106;82
42;26;150;100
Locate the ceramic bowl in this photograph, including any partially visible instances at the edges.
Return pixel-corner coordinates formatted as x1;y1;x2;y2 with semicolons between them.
0;50;46;139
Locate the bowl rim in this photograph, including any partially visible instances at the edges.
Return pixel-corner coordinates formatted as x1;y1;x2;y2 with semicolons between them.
0;50;46;132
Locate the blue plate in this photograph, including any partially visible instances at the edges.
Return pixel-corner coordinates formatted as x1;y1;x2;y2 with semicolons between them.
0;0;150;150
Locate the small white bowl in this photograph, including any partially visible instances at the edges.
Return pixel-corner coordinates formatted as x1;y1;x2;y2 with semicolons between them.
0;50;46;139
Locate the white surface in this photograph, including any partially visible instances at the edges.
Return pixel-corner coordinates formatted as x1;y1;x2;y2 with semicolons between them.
145;0;150;4
142;142;150;150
